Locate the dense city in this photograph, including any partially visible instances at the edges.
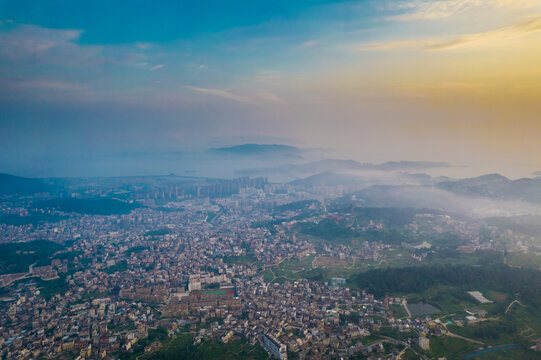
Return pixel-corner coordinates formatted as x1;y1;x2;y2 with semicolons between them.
2;173;541;360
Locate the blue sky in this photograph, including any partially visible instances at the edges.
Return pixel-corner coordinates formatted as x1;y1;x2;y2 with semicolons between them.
1;0;540;177
1;1;365;43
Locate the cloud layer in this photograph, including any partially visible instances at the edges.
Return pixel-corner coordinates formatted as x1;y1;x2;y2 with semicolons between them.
358;17;541;51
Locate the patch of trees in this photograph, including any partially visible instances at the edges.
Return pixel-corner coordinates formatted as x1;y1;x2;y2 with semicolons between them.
300;219;356;241
351;264;541;309
34;198;138;215
0;240;63;274
352;207;422;227
299;220;418;246
275;200;320;213
145;228;170;236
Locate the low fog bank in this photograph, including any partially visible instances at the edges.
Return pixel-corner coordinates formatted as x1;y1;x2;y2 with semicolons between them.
353;185;541;219
3;142;541;220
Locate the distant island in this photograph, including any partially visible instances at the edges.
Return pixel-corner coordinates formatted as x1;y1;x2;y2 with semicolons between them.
209;144;302;156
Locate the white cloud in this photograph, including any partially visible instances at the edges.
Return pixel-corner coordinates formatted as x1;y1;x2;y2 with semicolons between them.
185;86;285;105
0;25;159;72
136;42;151;50
149;64;164;71
6;79;88;91
300;40;318;48
0;25;98;65
387;0;540;21
255;70;282;85
357;17;541;51
257;92;287;104
185;85;259;105
0;24;147;70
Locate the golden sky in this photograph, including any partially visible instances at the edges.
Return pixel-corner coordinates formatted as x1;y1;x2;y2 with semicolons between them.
285;0;541;176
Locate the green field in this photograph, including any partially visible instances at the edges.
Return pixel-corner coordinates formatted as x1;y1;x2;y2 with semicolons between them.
429;337;480;359
390;304;408;319
263;254;369;284
223;254;261;266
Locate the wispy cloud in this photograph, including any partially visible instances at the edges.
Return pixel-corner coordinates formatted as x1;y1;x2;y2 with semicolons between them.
186;85;286;105
357;17;541;51
11;79;89;91
1;79;89;96
185;86;259;105
300;40;318;48
0;25;100;66
387;0;540;21
136;42;151;50
255;71;282;85
257;92;287;104
149;64;164;71
0;24;152;70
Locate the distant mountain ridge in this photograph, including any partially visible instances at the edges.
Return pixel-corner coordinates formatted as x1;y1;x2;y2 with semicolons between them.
288;170;448;188
375;161;450;171
437;174;541;203
237;159;450;178
0;173;51;196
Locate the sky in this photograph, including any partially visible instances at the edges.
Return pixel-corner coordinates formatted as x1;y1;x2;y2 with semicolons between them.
1;0;540;178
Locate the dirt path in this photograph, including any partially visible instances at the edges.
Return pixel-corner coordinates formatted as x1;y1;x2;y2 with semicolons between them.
445;331;484;345
402;299;412;318
505;299;524;314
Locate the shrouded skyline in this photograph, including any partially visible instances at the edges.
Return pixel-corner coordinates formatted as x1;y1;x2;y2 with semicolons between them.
1;0;540;178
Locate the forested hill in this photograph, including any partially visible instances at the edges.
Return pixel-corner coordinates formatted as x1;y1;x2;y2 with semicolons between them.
0;173;50;196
